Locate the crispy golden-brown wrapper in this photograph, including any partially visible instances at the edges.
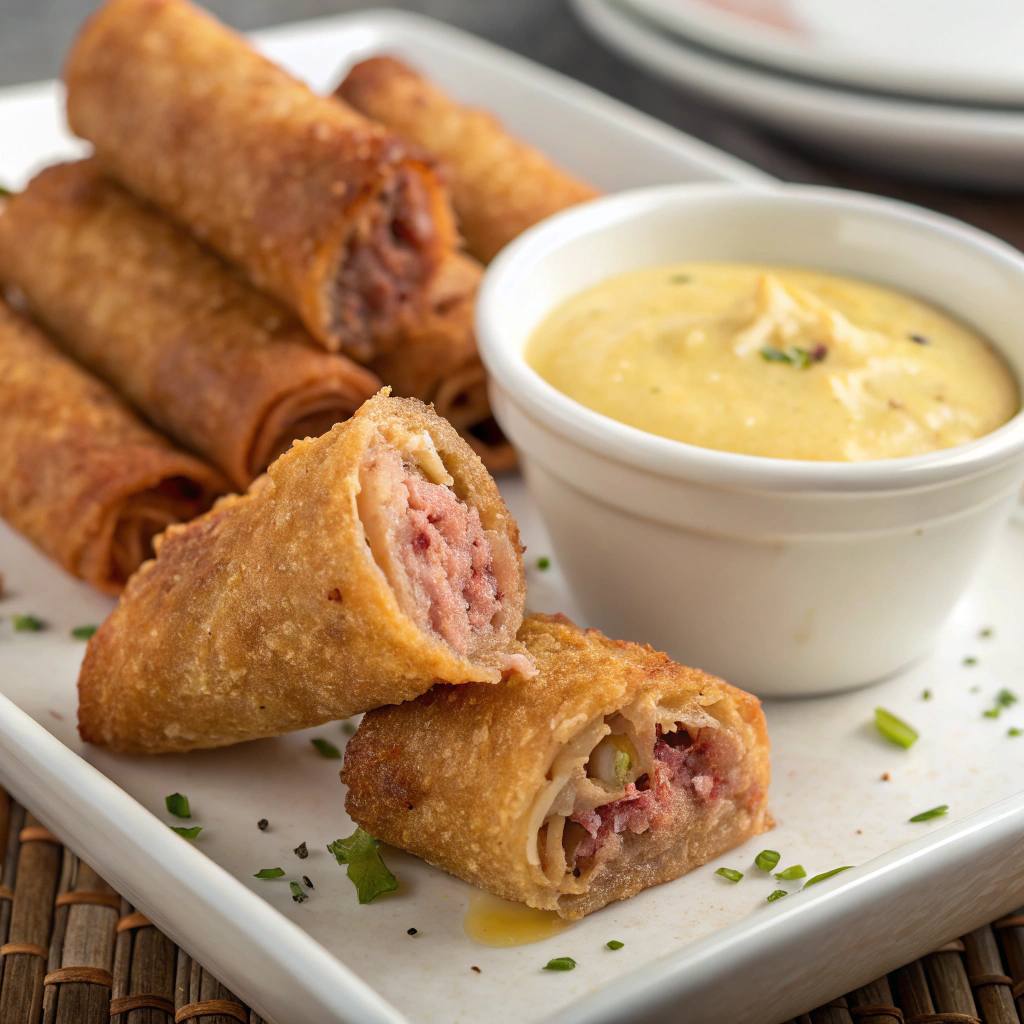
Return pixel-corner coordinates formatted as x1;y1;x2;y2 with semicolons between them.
64;0;458;360
370;252;516;472
337;56;600;263
343;613;772;919
0;298;225;594
0;161;382;490
78;393;530;754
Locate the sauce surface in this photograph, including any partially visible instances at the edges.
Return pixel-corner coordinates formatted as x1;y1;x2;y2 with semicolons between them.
525;263;1019;461
462;890;571;947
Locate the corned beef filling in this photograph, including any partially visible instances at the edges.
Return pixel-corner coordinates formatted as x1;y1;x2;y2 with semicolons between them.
570;725;721;865
359;433;503;654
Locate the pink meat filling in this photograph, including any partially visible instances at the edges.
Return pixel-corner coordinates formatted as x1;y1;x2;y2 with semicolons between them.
402;474;502;648
571;726;721;863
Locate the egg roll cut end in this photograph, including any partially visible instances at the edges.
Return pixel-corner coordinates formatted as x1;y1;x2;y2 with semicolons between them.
358;420;530;676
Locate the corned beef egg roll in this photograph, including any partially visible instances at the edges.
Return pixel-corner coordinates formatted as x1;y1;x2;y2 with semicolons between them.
63;0;458;361
77;392;530;754
343;614;771;920
0;161;381;491
0;298;224;594
337;56;600;264
369;252;516;472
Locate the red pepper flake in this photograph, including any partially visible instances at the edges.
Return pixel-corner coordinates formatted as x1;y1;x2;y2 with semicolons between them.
810;343;828;362
881;772;890;781
327;588;343;602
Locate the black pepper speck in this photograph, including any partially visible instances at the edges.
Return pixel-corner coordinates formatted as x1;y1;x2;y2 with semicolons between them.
257;819;268;831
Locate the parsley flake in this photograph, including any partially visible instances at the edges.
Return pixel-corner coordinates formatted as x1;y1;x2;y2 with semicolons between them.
964;656;978;666
70;624;97;640
921;689;932;701
767;890;787;902
12;614;45;632
328;827;398;904
544;958;576;971
980;627;994;638
536;557;551;570
253;867;285;879
1009;727;1022;737
341;721;356;736
774;865;806;881
909;805;948;822
606;940;624;950
165;793;191;818
289;881;308;903
874;707;918;749
170;826;202;839
754;850;780;872
804;866;853;887
715;867;743;883
311;738;341;759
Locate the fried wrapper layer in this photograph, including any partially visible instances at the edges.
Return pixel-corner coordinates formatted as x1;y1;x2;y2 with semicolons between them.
0;298;224;594
337;56;600;263
370;252;516;472
64;0;458;360
78;393;530;754
343;613;772;919
0;161;382;490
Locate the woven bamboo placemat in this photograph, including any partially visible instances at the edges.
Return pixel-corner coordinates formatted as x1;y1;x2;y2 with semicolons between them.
1;785;1023;1024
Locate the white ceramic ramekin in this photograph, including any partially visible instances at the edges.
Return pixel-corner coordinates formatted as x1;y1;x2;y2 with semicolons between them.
476;183;1024;696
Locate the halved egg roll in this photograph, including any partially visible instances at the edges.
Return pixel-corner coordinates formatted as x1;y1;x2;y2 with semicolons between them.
0;161;381;491
336;56;600;263
343;613;772;920
78;392;530;754
369;252;516;472
0;298;224;594
63;0;458;361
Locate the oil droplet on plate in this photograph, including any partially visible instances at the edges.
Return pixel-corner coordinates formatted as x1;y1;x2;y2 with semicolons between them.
463;890;572;947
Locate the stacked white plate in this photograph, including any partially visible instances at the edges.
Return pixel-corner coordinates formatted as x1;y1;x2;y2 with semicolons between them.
571;0;1024;189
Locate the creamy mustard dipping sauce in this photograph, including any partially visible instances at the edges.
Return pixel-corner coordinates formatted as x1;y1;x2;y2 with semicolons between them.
525;263;1019;461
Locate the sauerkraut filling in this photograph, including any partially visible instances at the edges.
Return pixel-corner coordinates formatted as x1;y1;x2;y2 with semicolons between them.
358;426;514;658
529;703;736;891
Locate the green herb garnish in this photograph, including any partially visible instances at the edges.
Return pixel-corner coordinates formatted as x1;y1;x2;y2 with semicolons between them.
983;690;1017;718
774;865;806;881
328;827;398;904
290;881;308;903
294;842;308;859
311;738;341;759
804;866;853;887
544;957;576;971
754;850;780;873
964;656;978;666
70;624;97;640
536;557;551;570
767;890;787;902
165;793;191;818
760;346;791;363
606;940;624;950
170;826;202;839
874;707;918;749
12;614;45;632
759;345;823;369
253;867;285;879
341;721;356;736
980;627;993;638
909;805;948;822
1009;727;1022;737
0;185;12;197
715;867;743;883
921;689;932;701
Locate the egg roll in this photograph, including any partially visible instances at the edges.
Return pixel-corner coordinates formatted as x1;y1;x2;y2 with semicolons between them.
0;162;382;490
337;56;600;263
369;252;516;472
63;0;458;361
343;613;772;920
0;298;224;594
77;392;530;754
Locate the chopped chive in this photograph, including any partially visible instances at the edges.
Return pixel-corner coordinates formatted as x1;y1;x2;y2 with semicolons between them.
983;689;1018;719
311;738;341;759
294;842;308;859
257;818;269;831
606;940;624;950
921;689;932;701
70;624;97;640
983;708;1000;719
536;557;551;570
964;656;977;666
170;826;202;839
767;890;788;902
1009;727;1022;737
164;793;191;819
328;827;398;904
544;957;576;971
289;881;308;903
253;867;285;879
760;346;790;363
909;804;948;822
341;721;356;736
715;867;743;883
12;614;45;632
874;707;918;749
980;627;993;638
804;866;853;887
754;850;780;873
774;865;806;881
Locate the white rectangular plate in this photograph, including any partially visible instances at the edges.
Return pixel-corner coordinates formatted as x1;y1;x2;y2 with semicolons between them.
1;10;1023;1024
